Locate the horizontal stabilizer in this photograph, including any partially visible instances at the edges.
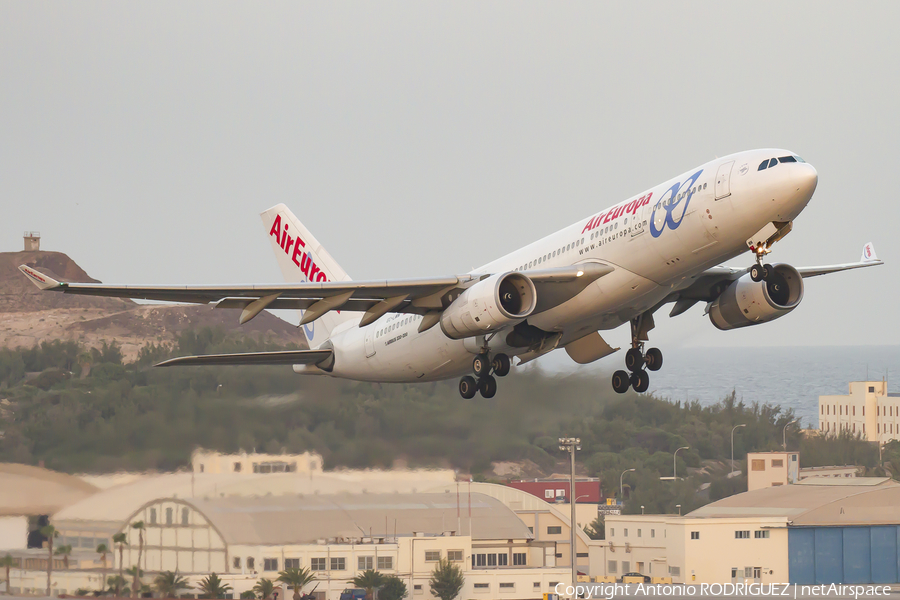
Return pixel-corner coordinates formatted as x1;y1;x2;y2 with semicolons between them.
155;349;333;368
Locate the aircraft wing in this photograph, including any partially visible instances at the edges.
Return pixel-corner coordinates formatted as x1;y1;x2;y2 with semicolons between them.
663;242;883;316
155;349;333;367
19;261;611;327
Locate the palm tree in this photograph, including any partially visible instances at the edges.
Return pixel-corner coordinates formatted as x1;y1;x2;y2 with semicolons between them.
428;558;463;600
106;575;127;597
154;571;191;598
130;521;145;595
112;533;127;597
0;554;15;596
96;543;110;594
252;578;275;600
378;576;407;600
198;573;232;599
39;524;57;597
351;570;385;600
54;544;73;570
276;568;315;600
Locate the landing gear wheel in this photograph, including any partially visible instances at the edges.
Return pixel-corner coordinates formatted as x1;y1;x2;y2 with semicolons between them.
625;348;644;372
472;354;491;377
459;376;477;399
479;375;497;398
631;369;650;393
750;264;764;282
491;353;511;377
612;370;631;394
763;264;775;281
645;347;663;372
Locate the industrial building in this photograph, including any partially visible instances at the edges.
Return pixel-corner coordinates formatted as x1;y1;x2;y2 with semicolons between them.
0;463;98;550
600;478;900;585
0;456;590;598
505;478;601;530
5;491;571;598
819;380;900;441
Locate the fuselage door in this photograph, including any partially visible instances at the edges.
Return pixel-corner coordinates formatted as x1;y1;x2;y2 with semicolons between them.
715;160;735;200
364;329;376;357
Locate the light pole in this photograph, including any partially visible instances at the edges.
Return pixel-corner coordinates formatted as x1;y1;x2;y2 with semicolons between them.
620;468;636;503
674;446;689;480
731;424;746;477
676;504;682;516
783;419;800;450
559;437;581;588
641;505;645;515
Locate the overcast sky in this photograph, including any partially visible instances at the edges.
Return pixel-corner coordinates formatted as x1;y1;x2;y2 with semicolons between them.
2;2;898;352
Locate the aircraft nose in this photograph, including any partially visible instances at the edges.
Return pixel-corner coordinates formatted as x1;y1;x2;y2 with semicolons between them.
795;163;818;197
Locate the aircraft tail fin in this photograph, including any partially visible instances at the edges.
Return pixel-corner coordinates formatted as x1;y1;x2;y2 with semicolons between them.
260;204;356;349
860;242;879;263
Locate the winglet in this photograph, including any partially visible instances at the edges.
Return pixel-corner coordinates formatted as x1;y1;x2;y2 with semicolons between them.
860;242;879;263
18;265;62;290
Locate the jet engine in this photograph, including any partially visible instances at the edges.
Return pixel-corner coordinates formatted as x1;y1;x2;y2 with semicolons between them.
440;272;537;339
708;264;804;330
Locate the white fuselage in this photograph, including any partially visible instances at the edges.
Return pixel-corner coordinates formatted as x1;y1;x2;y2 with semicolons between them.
305;149;818;382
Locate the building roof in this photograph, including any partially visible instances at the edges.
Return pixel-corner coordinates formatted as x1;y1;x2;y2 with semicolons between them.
53;470;455;525
185;492;532;545
688;479;900;526
0;463;98;516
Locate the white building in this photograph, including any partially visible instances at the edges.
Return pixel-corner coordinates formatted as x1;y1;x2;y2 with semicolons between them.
6;492;570;599
597;478;900;585
819;380;900;441
746;452;799;491
191;449;324;475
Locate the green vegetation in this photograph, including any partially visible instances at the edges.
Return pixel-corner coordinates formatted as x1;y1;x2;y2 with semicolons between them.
351;569;385;600
154;571;192;598
276;567;316;600
198;573;232;599
428;558;464;600
252;578;276;600
378;576;408;600
0;328;889;517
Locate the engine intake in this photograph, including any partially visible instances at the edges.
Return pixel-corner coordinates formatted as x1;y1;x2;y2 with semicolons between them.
440;272;537;340
708;264;804;331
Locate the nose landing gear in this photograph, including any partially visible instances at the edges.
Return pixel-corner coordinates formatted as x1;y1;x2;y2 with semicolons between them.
611;313;663;394
459;352;511;398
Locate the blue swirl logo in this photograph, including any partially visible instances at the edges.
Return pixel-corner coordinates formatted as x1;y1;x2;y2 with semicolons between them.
650;169;703;238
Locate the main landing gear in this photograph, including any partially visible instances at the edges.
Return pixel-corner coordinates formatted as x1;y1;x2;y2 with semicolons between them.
749;260;775;283
459;352;510;399
612;313;663;394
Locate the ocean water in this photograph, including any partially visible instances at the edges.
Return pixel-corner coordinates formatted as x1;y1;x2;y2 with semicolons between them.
641;346;900;428
536;346;900;428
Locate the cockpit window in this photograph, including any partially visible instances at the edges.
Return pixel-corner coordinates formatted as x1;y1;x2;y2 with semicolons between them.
758;160;769;171
768;158;778;169
778;155;796;163
794;155;806;163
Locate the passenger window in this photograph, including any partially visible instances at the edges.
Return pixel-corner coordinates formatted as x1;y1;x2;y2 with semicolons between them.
768;158;778;168
758;160;768;171
703;183;707;189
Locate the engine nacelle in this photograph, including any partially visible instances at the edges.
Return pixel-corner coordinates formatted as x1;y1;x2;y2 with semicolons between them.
440;272;537;340
708;264;804;331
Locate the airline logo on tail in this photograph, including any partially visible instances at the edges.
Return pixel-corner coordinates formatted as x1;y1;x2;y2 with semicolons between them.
269;214;330;283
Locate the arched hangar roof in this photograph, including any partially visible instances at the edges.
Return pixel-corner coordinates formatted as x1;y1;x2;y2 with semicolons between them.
0;463;98;516
139;492;533;545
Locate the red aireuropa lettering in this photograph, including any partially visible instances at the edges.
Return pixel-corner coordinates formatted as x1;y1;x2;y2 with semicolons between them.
269;215;282;244
292;236;306;266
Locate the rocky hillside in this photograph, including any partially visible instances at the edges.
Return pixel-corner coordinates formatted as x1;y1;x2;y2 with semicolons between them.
1;250;306;359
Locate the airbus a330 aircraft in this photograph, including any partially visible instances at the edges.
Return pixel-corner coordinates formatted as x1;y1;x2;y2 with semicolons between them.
21;149;883;398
